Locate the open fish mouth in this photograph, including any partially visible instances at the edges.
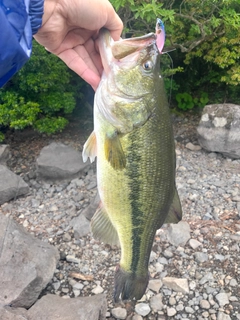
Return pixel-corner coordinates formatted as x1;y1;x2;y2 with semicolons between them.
99;29;157;75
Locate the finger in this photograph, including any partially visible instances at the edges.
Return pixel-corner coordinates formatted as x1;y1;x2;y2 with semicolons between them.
104;6;123;40
58;48;101;90
73;42;100;76
83;38;103;76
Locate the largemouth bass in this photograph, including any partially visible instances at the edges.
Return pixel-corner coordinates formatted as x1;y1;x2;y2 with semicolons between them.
82;28;182;302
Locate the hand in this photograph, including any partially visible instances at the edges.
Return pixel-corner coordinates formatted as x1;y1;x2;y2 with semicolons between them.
34;0;123;90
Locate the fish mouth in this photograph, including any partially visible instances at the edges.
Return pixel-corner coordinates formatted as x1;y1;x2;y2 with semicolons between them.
111;33;156;59
98;29;157;74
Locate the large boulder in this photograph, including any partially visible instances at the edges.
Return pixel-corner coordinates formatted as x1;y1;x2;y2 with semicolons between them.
27;294;107;320
36;142;90;182
0;165;29;205
197;104;240;158
0;306;28;320
0;294;107;320
0;213;59;308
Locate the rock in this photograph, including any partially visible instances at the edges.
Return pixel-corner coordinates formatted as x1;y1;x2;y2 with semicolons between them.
70;193;100;239
91;285;104;294
71;213;90;238
132;315;143;320
200;299;210;309
27;294;107;320
111;307;127;319
0;306;28;320
163;249;173;258
194;252;209;263
149;293;164;311
0;213;59;308
167;307;177;317
229;278;238;286
215;292;229;306
73;283;84;290
189;238;202;249
214;254;225;261
82;193;100;221
148;279;162;293
66;255;80;264
176;304;184;311
36;142;90;182
86;180;97;190
169;297;176;305
185;142;202;151
0;165;29;205
63;232;72;242
166;221;191;246
135;303;151;317
162;277;189;294
0;144;10;165
185;306;194;313
217;311;231;320
199;272;214;285
197;104;240;158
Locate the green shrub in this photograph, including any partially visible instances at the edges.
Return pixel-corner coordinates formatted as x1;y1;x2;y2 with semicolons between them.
176;92;209;111
0;40;85;139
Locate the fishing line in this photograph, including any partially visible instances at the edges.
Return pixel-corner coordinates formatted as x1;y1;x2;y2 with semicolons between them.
164;51;174;106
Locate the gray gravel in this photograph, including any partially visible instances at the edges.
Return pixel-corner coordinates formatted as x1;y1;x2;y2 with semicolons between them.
1;113;240;319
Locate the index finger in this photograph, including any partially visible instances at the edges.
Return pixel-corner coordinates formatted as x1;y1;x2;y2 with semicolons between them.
104;7;123;41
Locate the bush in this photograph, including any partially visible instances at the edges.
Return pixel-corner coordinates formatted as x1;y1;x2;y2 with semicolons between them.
0;40;85;140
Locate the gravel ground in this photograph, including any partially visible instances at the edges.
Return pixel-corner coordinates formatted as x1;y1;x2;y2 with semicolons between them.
1;112;240;320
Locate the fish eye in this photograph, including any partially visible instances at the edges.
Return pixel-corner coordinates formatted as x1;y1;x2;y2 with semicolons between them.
143;60;153;71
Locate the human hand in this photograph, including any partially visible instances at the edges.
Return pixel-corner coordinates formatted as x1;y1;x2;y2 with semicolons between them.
34;0;123;90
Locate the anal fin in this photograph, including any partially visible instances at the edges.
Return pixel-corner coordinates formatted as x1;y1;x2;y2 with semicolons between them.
91;204;119;246
104;132;126;170
164;187;182;224
82;131;97;163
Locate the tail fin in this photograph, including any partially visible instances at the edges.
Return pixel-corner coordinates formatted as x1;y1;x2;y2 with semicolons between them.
114;266;149;302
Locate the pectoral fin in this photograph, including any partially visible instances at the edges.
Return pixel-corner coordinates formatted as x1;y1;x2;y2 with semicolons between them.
164;188;182;224
82;131;97;163
104;133;126;170
91;204;119;246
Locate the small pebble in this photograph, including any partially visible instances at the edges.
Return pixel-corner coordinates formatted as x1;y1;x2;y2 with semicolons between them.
111;307;127;319
135;303;151;317
167;307;177;317
91;285;104;295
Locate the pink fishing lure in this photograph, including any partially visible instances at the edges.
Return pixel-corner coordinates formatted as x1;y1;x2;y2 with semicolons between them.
155;18;165;54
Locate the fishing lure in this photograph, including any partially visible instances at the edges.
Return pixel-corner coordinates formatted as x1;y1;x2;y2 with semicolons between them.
155;18;165;53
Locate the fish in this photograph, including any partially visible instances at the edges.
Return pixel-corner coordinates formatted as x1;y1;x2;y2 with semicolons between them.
82;25;182;302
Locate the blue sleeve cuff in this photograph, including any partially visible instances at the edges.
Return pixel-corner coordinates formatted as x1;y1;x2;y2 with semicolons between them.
0;0;44;87
29;0;44;35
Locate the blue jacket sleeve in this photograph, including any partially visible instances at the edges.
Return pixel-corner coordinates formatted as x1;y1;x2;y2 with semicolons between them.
0;0;44;87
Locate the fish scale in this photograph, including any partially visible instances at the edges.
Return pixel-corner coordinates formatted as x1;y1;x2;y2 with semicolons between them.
82;27;182;302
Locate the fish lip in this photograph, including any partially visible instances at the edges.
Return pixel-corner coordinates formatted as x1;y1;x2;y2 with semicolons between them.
98;29;157;74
